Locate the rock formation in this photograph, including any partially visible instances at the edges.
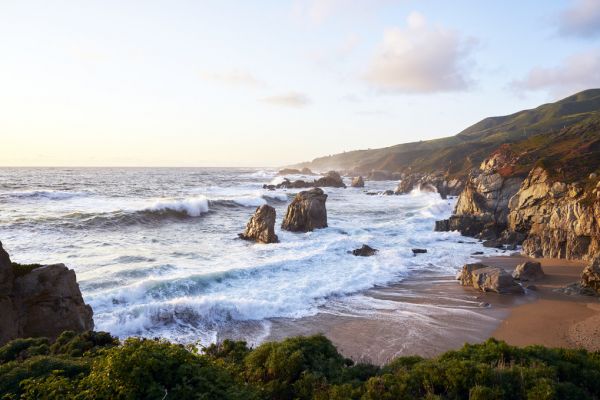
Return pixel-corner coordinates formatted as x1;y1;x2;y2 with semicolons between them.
351;245;378;257
0;241;94;345
457;262;523;294
351;176;365;188
270;170;346;189
412;248;427;255
239;205;278;244
512;261;544;281
395;172;464;199
581;257;600;294
277;167;316;175
281;188;328;232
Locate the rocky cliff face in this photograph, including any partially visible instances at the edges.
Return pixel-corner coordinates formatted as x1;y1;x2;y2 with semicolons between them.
0;241;93;345
508;167;600;260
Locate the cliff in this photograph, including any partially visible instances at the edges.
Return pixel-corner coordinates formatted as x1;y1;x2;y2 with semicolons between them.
0;241;93;345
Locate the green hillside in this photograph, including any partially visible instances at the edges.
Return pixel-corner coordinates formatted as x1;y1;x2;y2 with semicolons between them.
297;89;600;179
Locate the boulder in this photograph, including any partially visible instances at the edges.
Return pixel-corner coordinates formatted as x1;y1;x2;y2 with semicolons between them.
316;171;346;188
351;245;378;257
351;176;365;188
581;257;600;295
239;205;279;244
412;248;427;255
0;241;93;345
281;188;328;232
470;267;524;294
512;261;544;281
456;263;488;286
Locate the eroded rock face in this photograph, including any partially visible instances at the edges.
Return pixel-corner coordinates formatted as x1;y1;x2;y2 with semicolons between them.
581;258;600;294
507;167;600;260
0;241;93;345
456;263;488;286
281;188;328;232
512;261;544;281
351;176;365;188
239;205;278;244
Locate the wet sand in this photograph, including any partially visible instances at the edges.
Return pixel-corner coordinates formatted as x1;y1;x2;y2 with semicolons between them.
266;254;600;365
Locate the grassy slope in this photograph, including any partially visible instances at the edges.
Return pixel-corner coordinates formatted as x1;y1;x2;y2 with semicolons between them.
297;89;600;179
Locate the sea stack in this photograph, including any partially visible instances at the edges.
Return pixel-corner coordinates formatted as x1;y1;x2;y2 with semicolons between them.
239;205;279;244
0;241;94;345
281;188;328;232
351;176;365;188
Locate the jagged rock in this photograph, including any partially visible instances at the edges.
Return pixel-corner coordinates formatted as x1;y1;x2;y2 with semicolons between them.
482;239;503;249
281;188;328;232
382;190;395;196
581;257;600;294
435;215;489;237
0;241;93;345
470;267;524;294
351;176;365;188
512;261;544;281
456;263;488;286
412;248;427;255
351;245;378;257
239;205;278;244
395;172;464;199
274;171;346;189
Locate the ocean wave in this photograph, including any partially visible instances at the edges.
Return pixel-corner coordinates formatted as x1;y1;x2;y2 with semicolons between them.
146;197;210;217
2;189;89;201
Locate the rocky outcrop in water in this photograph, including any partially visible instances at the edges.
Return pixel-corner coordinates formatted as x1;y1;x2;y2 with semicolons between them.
351;244;378;256
269;171;346;189
281;188;328;232
0;241;94;345
278;167;316;175
395;172;463;199
351;176;365;188
239;205;279;244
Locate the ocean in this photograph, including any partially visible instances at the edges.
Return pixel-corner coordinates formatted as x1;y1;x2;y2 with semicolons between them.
0;167;499;345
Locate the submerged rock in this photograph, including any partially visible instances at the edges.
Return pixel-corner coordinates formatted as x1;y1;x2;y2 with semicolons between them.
239;205;278;244
0;241;94;345
351;176;365;188
281;188;328;232
412;248;427;255
351;244;378;257
512;261;544;281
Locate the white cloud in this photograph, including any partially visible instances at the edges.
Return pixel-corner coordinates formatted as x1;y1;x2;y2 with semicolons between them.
292;0;398;24
559;0;600;38
261;92;311;107
199;70;264;87
364;12;475;93
511;48;600;97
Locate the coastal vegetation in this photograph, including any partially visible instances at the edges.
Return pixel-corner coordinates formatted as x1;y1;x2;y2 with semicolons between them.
1;331;599;399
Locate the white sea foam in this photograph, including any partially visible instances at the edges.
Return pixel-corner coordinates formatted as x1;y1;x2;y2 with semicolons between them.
146;197;210;216
3;189;89;200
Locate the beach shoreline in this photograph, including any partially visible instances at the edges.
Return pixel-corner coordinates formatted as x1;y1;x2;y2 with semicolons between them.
264;253;600;365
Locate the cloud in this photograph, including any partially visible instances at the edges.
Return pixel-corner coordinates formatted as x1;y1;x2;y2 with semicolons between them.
292;0;397;24
261;92;311;108
364;12;475;93
559;0;600;38
199;70;264;87
511;48;600;97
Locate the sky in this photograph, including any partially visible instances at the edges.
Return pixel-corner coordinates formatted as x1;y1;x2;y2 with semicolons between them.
1;0;600;167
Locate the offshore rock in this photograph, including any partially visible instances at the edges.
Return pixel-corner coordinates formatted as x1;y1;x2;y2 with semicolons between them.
274;170;346;189
351;244;378;257
239;205;278;244
395;172;464;199
281;188;328;232
0;241;94;345
351;176;365;188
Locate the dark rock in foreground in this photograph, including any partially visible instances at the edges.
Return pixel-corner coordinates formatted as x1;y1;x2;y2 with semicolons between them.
281;188;328;232
0;241;93;345
351;244;378;257
239;205;279;244
512;261;544;281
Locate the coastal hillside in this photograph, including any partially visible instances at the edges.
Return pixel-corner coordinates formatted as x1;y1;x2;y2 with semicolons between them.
295;89;600;178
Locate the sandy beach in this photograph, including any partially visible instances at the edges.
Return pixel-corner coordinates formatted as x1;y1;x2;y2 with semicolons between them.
265;254;600;365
